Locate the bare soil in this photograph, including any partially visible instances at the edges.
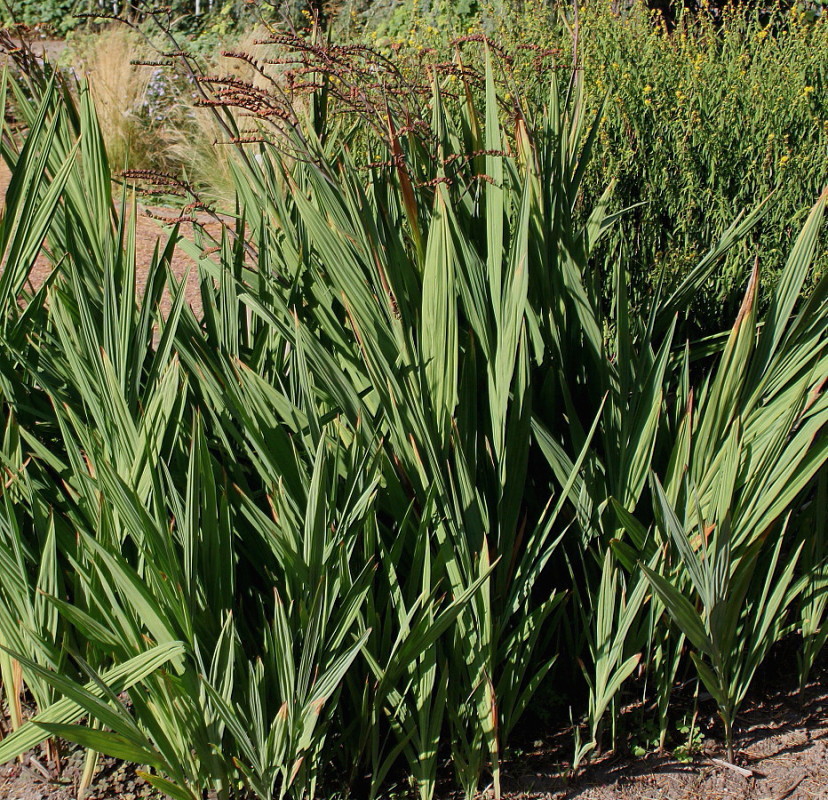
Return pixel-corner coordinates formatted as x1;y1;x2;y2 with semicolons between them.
0;751;163;800
2;671;827;800
498;678;828;800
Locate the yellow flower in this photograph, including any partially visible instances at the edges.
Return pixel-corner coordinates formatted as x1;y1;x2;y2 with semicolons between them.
643;84;653;94
644;98;652;106
778;155;790;167
803;86;815;95
757;29;768;40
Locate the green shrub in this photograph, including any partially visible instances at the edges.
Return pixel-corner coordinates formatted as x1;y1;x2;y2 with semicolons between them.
367;0;828;331
0;0;264;36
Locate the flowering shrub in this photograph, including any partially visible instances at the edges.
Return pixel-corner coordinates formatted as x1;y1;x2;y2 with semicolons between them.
563;1;828;326
364;0;828;329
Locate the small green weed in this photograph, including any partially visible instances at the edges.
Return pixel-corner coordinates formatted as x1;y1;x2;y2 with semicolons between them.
673;713;704;764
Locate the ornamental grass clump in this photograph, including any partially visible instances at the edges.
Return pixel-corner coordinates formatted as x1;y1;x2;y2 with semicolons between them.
0;27;825;800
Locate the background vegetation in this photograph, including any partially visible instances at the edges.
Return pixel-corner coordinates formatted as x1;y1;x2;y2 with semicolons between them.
363;0;828;328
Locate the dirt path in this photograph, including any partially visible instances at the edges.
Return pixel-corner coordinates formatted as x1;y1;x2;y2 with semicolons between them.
0;38;66;67
0;161;221;315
